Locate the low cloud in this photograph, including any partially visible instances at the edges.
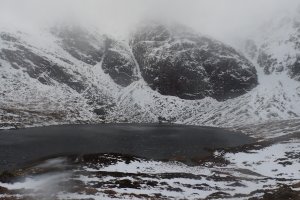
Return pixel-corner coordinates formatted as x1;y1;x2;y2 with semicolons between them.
0;0;299;42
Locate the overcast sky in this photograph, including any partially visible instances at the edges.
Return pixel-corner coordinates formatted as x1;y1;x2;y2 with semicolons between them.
0;0;299;42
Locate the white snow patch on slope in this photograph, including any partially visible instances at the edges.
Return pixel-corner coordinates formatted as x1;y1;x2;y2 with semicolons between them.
225;139;300;179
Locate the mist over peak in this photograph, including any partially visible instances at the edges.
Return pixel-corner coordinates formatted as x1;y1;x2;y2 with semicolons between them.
0;0;299;44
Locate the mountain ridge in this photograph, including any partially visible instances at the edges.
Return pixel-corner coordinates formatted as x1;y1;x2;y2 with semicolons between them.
0;19;299;129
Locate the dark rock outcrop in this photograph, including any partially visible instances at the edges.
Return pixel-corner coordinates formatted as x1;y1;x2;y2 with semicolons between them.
131;22;258;100
102;39;138;86
53;26;137;87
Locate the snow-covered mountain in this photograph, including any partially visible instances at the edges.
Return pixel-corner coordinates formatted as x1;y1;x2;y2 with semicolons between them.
0;16;300;129
243;8;300;78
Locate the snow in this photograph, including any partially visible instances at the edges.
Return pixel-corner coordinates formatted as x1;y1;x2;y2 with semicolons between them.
225;139;300;179
69;140;299;199
90;159;211;176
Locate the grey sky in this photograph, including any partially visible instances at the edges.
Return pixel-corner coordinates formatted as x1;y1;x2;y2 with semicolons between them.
0;0;299;42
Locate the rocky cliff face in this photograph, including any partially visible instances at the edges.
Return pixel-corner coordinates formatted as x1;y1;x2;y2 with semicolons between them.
102;39;138;87
131;22;258;100
52;25;138;87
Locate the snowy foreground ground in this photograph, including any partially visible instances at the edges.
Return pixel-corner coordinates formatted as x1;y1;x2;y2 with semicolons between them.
0;121;299;200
